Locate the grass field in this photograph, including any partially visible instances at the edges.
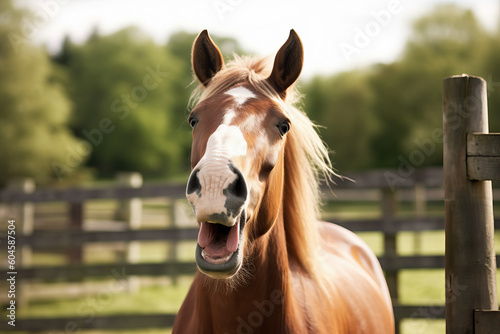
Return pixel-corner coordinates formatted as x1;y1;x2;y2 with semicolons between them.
1;197;499;334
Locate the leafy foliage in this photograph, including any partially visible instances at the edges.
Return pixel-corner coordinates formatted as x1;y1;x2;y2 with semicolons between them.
0;0;84;185
303;4;500;171
302;71;378;171
58;27;188;177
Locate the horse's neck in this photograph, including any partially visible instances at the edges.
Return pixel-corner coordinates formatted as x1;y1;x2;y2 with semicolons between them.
194;214;303;332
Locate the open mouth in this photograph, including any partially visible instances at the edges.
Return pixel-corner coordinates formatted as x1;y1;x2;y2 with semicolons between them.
195;212;246;276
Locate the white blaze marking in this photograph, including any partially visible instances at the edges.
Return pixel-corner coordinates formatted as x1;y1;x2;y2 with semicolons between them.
225;86;256;106
205;124;247;158
187;124;248;224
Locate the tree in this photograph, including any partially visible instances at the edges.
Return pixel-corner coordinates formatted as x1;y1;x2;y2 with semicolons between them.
302;4;496;171
164;31;200;172
483;27;500;133
0;0;85;185
302;71;378;171
62;27;186;177
388;4;491;167
403;4;488;73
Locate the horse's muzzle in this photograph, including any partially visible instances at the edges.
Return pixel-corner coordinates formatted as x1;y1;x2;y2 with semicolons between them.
186;161;248;226
186;161;248;277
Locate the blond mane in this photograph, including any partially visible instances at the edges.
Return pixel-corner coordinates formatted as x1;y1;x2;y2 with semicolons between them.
190;55;337;275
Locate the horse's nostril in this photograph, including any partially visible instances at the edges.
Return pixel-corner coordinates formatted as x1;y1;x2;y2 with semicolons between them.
187;169;202;195
228;164;248;201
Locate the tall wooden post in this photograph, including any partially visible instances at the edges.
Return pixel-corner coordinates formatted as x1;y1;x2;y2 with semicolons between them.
7;178;35;268
382;188;399;333
169;198;179;285
7;178;35;310
68;202;84;264
115;172;143;292
443;75;497;333
413;183;426;254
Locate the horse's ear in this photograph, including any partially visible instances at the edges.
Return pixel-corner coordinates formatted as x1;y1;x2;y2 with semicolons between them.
267;29;303;98
192;30;224;86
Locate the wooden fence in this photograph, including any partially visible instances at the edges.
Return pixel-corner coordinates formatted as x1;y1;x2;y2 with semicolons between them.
443;75;500;333
1;167;498;333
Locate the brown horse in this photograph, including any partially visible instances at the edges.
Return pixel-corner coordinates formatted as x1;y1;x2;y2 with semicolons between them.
173;30;394;334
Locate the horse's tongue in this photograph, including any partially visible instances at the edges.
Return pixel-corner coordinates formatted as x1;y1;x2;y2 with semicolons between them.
198;221;239;254
197;222;211;248
198;220;240;253
226;220;239;253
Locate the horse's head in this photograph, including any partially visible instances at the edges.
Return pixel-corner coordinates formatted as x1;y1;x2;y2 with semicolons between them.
186;30;303;279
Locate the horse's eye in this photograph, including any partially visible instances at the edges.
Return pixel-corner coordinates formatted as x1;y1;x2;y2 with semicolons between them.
189;116;198;129
277;120;290;136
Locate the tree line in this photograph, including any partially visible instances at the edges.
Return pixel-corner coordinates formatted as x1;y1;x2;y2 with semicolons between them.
1;1;499;185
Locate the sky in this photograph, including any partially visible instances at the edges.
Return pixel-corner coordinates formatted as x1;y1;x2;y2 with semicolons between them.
16;0;500;78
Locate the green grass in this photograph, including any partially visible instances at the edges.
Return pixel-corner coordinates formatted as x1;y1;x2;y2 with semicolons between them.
19;278;192;318
402;319;446;334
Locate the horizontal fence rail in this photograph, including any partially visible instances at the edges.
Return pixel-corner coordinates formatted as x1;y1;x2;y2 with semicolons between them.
0;168;445;203
20;228;200;248
467;133;500;181
0;183;186;203
16;217;500;248
0;314;177;331
12;255;500;282
17;262;197;281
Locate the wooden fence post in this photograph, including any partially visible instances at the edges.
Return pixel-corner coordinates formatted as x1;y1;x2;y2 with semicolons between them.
68;202;84;264
115;172;143;292
7;178;35;309
169;198;179;285
443;75;498;334
382;187;400;333
413;183;427;254
7;178;35;267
